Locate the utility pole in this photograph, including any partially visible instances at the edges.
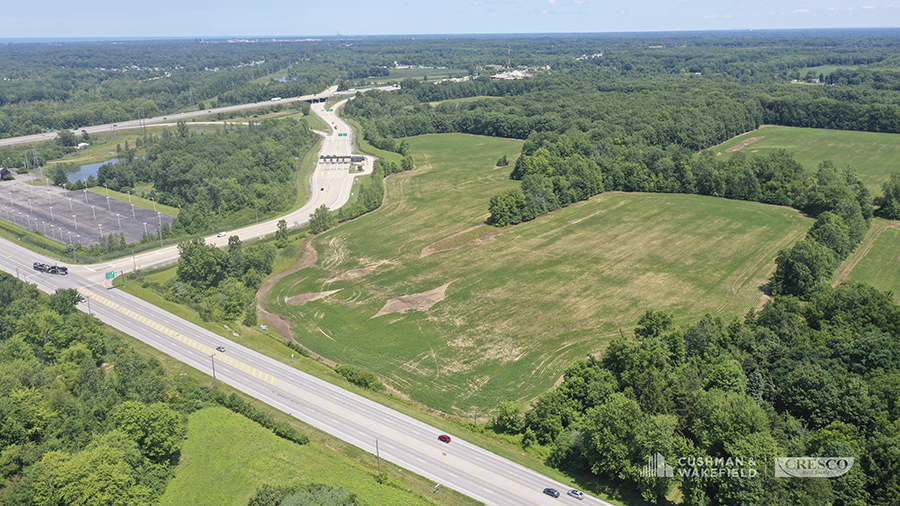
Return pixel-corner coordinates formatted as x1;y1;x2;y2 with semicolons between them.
210;352;217;388
376;438;382;476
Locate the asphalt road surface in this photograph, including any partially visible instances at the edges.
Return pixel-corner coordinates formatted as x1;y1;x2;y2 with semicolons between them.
0;86;339;148
0;87;616;506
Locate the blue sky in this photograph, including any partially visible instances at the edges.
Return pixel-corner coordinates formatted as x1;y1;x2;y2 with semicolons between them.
2;0;898;39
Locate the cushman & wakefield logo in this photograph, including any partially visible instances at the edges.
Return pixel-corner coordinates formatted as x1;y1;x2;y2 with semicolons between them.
641;453;855;479
774;457;855;478
640;453;757;479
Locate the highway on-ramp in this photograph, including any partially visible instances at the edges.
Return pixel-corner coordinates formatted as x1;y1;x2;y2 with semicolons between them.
0;88;616;506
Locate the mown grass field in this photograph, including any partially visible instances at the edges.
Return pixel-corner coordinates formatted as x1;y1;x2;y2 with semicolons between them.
159;406;451;506
844;222;900;301
264;133;812;415
713;125;900;195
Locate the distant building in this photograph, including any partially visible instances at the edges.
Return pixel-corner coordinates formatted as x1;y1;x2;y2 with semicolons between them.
76;142;89;150
491;70;533;80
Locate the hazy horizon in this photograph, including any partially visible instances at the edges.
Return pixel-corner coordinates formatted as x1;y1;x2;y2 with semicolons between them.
2;0;897;40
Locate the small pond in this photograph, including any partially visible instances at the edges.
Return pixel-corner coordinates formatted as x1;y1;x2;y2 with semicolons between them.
67;158;118;183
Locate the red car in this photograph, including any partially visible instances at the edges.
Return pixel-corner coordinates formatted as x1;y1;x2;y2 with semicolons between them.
438;434;451;443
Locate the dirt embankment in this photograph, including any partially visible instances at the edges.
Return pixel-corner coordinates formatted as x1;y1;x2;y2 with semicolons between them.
257;237;318;344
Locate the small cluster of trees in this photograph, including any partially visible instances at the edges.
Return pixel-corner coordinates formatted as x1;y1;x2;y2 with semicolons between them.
875;171;900;220
494;284;900;505
174;235;275;324
334;365;385;391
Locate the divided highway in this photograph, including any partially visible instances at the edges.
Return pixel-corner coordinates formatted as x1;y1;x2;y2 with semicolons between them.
0;88;615;506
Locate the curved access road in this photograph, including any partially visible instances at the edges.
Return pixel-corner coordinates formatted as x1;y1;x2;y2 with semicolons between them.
63;93;372;287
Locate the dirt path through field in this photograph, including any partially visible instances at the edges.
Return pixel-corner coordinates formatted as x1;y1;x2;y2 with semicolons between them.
833;221;900;286
725;136;765;153
257;237;318;343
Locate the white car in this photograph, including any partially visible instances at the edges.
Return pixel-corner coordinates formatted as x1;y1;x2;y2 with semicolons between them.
567;490;585;500
217;232;227;237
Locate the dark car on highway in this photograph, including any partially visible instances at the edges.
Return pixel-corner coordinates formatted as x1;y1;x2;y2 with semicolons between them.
543;488;560;498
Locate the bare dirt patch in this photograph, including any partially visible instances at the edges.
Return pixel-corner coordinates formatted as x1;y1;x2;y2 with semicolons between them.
725;136;765;153
326;260;388;282
420;225;503;258
372;281;454;318
285;289;342;306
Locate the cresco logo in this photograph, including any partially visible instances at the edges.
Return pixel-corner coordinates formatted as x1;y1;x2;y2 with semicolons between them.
774;457;855;478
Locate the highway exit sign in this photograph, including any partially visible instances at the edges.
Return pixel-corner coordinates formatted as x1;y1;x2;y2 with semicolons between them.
106;271;115;280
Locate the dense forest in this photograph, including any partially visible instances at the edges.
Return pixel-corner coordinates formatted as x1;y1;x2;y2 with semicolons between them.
0;271;308;505
492;284;900;505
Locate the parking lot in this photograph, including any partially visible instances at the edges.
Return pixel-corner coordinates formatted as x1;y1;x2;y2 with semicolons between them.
0;173;174;247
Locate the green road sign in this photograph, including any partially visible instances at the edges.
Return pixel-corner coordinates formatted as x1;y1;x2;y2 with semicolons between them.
106;271;115;280
326;108;333;112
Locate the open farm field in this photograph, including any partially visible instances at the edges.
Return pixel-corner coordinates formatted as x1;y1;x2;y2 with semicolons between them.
802;65;856;75
160;406;447;506
264;134;812;415
714;125;900;195
844;222;900;301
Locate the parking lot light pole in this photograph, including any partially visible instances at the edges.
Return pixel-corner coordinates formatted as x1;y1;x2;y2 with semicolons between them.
49;207;53;221
116;213;121;228
131;203;135;218
73;215;77;230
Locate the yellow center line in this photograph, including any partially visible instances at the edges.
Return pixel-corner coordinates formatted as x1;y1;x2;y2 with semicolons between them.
78;288;274;385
